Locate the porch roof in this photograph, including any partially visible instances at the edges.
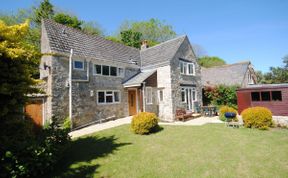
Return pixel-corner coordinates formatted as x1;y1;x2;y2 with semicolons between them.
123;70;156;88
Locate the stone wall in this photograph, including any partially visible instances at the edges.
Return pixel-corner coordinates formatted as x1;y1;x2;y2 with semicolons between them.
170;37;202;118
44;54;139;128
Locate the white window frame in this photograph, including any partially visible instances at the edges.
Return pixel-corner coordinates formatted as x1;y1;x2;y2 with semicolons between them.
146;87;153;105
179;61;195;76
92;64;124;77
97;90;121;104
73;60;84;70
181;88;186;103
187;63;195;75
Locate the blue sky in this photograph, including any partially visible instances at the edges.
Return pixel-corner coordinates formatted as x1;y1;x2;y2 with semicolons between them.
2;0;288;72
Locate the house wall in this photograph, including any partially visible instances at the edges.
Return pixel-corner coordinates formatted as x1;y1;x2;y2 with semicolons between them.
41;54;140;128
170;37;202;119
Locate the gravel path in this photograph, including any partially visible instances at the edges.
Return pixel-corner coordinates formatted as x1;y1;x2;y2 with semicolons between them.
69;116;223;138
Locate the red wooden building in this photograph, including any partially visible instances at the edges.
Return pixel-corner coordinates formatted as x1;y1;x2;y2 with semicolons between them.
237;84;288;116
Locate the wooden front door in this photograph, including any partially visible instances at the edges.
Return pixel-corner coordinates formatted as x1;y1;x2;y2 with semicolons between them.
25;100;43;126
128;90;137;116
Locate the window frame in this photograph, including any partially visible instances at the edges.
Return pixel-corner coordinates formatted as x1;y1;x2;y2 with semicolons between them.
97;90;121;104
271;91;282;101
179;60;195;76
93;64;124;77
73;60;84;70
181;88;186;103
146;87;153;105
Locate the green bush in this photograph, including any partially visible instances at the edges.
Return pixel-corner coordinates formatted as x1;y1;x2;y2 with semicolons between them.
219;106;238;121
241;107;273;130
131;112;159;135
0;117;71;178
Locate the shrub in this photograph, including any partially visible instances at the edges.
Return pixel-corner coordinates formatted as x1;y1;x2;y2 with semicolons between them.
219;106;238;121
131;112;159;135
0;117;71;178
241;107;273;130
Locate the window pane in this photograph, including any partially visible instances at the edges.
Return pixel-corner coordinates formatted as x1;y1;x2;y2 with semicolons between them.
188;64;194;74
98;92;105;103
106;91;113;95
74;61;83;69
272;91;282;101
106;95;113;103
114;91;120;102
192;91;196;101
261;91;270;101
251;92;260;101
110;66;117;76
183;63;187;74
181;90;186;102
102;65;109;75
95;65;101;74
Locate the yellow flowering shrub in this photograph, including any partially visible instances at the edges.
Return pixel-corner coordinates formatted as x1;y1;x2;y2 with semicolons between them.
241;107;273;130
131;112;159;135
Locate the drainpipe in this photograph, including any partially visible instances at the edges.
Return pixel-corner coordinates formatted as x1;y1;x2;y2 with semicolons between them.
69;49;73;129
142;82;146;112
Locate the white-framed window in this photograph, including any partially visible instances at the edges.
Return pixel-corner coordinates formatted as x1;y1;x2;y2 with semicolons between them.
97;90;121;104
93;64;124;77
179;61;195;75
181;88;186;103
158;89;164;102
73;60;84;70
146;87;153;104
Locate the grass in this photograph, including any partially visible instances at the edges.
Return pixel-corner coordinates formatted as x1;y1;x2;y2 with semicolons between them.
51;124;288;178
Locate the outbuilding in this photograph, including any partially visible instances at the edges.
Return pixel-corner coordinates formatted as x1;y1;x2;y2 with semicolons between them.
237;84;288;116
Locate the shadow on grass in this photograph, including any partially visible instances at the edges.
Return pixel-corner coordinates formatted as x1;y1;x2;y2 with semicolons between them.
150;125;164;134
50;135;131;178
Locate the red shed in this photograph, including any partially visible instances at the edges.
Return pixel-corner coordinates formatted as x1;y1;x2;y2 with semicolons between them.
237;84;288;116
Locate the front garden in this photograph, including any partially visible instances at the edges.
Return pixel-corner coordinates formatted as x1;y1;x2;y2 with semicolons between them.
50;124;288;178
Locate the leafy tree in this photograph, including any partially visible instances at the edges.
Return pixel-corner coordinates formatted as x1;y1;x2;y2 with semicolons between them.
118;18;176;44
0;20;40;119
260;57;288;84
82;21;104;36
120;30;142;48
198;56;226;68
33;0;54;25
53;13;83;29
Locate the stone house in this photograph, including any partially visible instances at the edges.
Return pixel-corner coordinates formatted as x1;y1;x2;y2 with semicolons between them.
201;61;257;87
39;19;202;128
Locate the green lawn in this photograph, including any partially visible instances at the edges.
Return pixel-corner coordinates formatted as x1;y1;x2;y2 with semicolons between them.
51;124;288;178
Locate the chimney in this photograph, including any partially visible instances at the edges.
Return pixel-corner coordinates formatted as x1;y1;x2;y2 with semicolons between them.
141;40;148;50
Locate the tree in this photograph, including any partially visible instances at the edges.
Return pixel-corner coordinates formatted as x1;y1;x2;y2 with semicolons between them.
260;57;288;84
105;36;122;43
33;0;54;25
82;21;104;36
120;30;142;48
53;13;83;29
283;55;288;68
198;56;226;68
0;20;40;119
118;18;176;45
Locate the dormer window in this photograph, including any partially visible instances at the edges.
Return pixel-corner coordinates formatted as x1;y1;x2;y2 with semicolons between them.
73;60;84;70
180;60;195;75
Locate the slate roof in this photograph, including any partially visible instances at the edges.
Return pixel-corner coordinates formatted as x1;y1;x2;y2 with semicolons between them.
123;70;156;87
42;19;140;64
201;61;251;86
140;35;186;67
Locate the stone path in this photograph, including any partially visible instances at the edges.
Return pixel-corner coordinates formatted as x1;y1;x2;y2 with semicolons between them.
69;116;223;138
